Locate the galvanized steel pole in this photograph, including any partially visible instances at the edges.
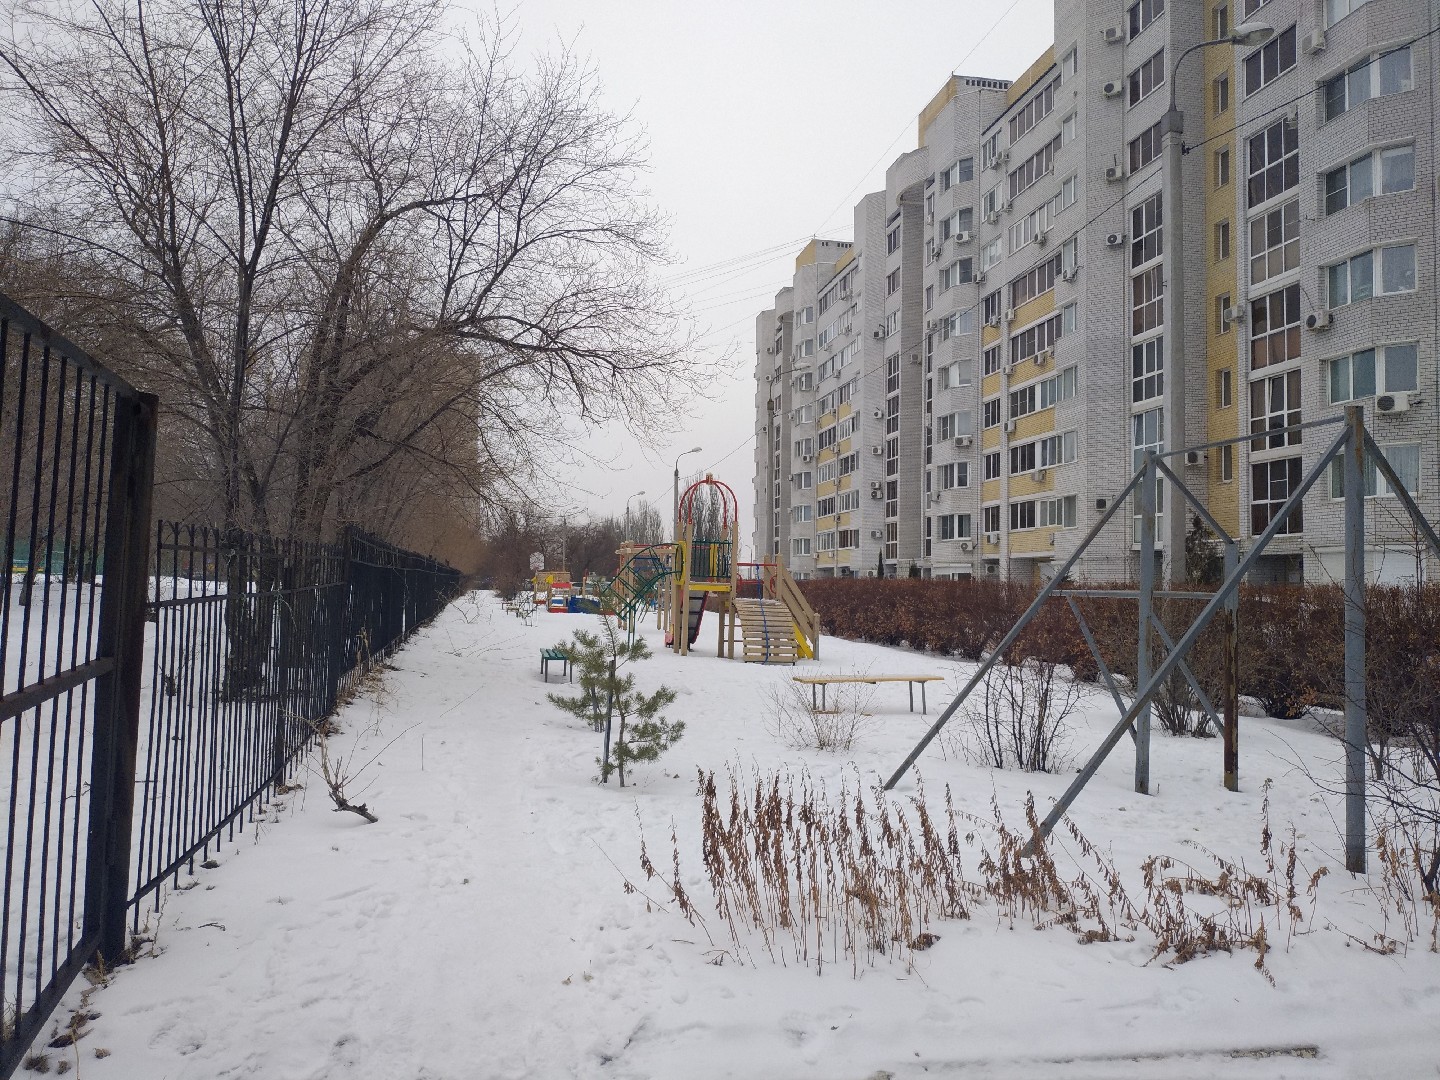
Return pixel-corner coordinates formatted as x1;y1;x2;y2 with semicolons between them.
1343;406;1367;873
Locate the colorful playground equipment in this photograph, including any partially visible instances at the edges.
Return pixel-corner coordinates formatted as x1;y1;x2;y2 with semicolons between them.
603;475;819;664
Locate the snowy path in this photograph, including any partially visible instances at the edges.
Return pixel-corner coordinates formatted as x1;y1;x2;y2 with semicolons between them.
26;592;1440;1079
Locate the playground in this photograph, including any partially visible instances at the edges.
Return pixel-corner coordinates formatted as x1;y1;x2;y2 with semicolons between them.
32;588;1440;1079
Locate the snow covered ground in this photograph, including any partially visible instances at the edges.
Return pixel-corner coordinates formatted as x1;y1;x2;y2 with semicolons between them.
24;590;1440;1079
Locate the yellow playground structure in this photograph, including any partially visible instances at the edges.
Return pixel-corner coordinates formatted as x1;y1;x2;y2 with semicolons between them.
605;475;818;663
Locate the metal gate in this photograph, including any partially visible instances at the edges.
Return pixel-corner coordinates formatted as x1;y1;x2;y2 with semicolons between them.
1;294;156;1076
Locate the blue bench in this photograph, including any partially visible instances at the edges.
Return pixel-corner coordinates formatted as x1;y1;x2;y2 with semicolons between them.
541;648;572;681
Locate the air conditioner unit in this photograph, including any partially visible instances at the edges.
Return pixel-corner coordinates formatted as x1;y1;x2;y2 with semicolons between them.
959;539;974;552
870;479;883;490
1060;266;1078;282
926;211;935;224
1305;310;1332;331
956;230;972;244
872;407;884;419
870;529;884;539
870;445;884;456
1004;307;1017;322
1103;25;1124;44
974;272;986;283
870;490;884;500
1224;303;1248;324
986;315;1001;328
765;346;774;355
1105;164;1125;182
1034;349;1051;367
1005;419;1018;433
1183;449;1207;467
999;149;1010;165
1105;231;1126;247
926;319;937;330
1035;231;1048;247
872;329;883;339
1102;80;1123;98
1302;29;1326;54
999;200;1012;214
1032;468;1048;482
955;435;973;448
1377;392;1412;414
986;532;1000;545
985;211;1000;225
801;454;813;462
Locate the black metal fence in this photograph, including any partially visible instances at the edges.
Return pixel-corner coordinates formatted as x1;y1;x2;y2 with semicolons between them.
1;296;156;1077
2;285;460;1078
132;525;459;914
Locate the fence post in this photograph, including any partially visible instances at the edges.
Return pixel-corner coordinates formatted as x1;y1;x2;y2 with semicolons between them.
1343;406;1367;874
83;391;157;964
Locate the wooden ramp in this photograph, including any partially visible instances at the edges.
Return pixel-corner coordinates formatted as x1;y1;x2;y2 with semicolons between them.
733;598;800;664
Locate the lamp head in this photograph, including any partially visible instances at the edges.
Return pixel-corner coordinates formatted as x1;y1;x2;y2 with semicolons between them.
1231;22;1274;47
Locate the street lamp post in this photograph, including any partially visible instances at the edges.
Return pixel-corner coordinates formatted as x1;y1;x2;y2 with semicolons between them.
1161;21;1274;585
673;446;703;543
625;489;645;543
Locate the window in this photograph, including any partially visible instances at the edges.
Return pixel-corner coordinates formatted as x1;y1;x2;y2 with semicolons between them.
983;344;1003;376
1040;495;1078;529
1325;0;1369;25
1132;266;1164;335
941;208;974;239
1131;193;1163;268
1010;501;1037;531
1062;48;1078;81
1010;312;1063;364
1133;408;1165;541
1214;4;1229;39
839;490;860;512
794;437;815;458
1129;121;1162;173
1247;117;1298;208
1061;235;1079;274
983;505;1001;534
1010;441;1036;474
1327;245;1416;305
796;305;815;324
1243;26;1296;97
983;398;1002;428
1220;443;1234;482
1062;112;1077;144
1039;366;1078;408
1215;147;1231;189
798;338;816;357
816;423;837;452
887;226;901;254
1010;79;1058;143
792;504;813;523
1217;368;1233;408
793;471;812;489
940;157;974;189
1329;443;1419;498
982;290;1003;325
940;258;973;290
1128;48;1166;107
1008;136;1061;201
1249;199;1299;285
935;411;973;439
983;184;1003;217
887;269;900;295
1324;48;1412;121
837;529;860;549
938;514;973;541
1249;369;1302;450
981;132;1001;170
1249;283;1300;370
1010;254;1062;307
817;495;836;517
1132;338;1164;403
1010;383;1038;419
938;360;971;389
1128;0;1164;38
1250;457;1303;536
1040;430;1078;467
1327;343;1418;402
792;537;812;557
1214;219;1231;261
1325;146;1415;214
1216;293;1232;335
1213;73;1230;115
816;532;836;552
981;238;1003;271
939;462;969;489
984;452;1002;481
1062;303;1077;334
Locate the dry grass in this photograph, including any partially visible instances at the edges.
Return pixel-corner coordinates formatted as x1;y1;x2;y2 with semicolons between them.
762;677;879;754
631;770;1341;981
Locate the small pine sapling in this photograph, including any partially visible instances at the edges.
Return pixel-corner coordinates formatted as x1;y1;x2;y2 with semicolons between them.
548;617;683;786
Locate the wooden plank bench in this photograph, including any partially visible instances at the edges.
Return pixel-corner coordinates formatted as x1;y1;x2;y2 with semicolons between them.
540;648;572;681
791;674;945;714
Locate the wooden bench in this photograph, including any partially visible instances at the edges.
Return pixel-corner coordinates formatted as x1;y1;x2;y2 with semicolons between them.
540;648;572;681
791;674;945;714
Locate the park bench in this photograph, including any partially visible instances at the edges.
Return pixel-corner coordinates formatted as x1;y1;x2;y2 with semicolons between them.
791;674;945;714
540;647;572;682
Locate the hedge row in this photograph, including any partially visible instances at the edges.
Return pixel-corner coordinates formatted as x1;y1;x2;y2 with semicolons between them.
797;578;1440;723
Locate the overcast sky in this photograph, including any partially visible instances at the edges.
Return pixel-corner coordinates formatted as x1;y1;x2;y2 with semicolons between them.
462;0;1055;552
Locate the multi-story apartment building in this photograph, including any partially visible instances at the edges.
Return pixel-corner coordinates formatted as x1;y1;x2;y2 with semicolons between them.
755;0;1439;585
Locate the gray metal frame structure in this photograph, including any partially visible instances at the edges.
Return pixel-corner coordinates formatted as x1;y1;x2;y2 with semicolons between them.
884;407;1440;875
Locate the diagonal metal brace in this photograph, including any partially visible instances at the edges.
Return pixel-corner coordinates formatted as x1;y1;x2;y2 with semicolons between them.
1147;612;1223;735
1064;594;1134;742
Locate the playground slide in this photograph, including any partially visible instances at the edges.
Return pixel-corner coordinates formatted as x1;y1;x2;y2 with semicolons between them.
686;591;705;646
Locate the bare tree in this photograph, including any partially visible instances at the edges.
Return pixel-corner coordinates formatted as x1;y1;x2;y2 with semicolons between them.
0;0;705;539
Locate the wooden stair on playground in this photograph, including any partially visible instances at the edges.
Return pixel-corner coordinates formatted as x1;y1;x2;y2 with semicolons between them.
732;598;800;664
